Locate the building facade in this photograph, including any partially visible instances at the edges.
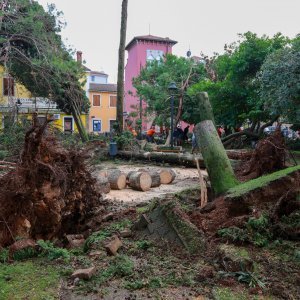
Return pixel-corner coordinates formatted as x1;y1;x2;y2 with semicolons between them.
124;35;177;130
0;66;87;132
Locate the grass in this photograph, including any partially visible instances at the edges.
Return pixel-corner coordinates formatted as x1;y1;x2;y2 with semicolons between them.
227;165;300;198
0;259;61;300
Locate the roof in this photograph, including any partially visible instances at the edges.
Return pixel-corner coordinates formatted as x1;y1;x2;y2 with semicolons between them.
89;83;117;93
125;35;177;50
89;71;108;76
82;65;91;72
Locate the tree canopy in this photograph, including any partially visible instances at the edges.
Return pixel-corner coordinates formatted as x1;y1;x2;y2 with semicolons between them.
260;36;300;124
188;32;289;129
133;54;206;126
0;0;89;140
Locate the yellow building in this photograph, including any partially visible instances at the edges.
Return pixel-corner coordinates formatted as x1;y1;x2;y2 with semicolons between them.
88;83;117;133
0;66;87;132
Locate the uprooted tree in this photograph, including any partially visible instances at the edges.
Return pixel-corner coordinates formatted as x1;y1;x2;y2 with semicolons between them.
0;115;101;247
194;92;239;195
0;0;89;141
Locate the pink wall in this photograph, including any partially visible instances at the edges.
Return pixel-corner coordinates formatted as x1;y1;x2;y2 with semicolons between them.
125;39;174;130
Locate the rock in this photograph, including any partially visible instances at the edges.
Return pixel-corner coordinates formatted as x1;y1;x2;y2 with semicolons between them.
66;234;85;248
73;277;80;286
102;212;114;222
105;235;122;256
218;244;253;272
71;266;96;280
88;250;105;258
119;229;132;238
132;214;150;230
8;239;36;260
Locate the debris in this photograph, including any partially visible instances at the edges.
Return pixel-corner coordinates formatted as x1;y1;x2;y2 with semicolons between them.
71;266;96;280
0;116;102;247
119;229;132;238
104;235;123;256
66;234;85;249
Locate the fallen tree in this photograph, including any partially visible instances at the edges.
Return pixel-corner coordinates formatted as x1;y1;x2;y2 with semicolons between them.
194;92;239;195
0;116;102;247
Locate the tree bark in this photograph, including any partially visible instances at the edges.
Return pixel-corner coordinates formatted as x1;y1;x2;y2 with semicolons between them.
194;92;238;195
70;106;89;142
116;0;128;133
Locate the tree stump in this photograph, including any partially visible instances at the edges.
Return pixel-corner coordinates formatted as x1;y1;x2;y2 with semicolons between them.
107;169;126;190
159;169;176;184
128;171;152;191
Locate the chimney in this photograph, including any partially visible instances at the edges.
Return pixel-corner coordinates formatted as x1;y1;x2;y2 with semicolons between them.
76;51;82;64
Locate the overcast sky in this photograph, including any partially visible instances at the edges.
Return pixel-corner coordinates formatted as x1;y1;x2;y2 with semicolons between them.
37;0;300;83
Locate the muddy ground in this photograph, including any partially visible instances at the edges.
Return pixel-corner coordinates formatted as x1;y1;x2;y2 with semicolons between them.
1;160;299;300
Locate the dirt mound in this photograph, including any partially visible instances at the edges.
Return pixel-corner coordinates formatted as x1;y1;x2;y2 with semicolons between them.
189;167;300;239
236;129;286;181
0;117;102;247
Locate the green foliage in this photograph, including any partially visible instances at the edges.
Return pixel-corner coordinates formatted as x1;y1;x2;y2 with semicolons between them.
133;54;206;125
84;219;132;252
0;260;61;299
0;248;9;263
13;247;37;261
0;121;31;157
83;230;111;252
218;214;272;247
148;277;164;288
124;279;145;290
219;271;266;289
189;32;289;128
37;240;70;261
260;39;300;123
135;240;152;250
111;255;134;277
114;130;136;149
218;227;248;242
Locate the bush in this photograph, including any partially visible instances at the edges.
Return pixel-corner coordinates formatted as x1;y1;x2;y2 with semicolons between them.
37;240;70;260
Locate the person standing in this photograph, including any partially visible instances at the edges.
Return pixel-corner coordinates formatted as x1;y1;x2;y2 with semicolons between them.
146;126;156;143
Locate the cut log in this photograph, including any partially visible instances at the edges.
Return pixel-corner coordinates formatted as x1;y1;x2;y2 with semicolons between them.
128;171;152;191
107;169;126;190
95;175;111;194
159;169;176;184
138;169;161;188
126;170;136;185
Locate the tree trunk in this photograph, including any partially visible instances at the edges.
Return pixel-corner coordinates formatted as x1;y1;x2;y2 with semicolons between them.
107;169;127;190
116;0;128;133
194;92;238;195
70;107;89;142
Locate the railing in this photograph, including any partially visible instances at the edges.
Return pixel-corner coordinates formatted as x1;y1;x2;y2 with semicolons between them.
5;97;57;109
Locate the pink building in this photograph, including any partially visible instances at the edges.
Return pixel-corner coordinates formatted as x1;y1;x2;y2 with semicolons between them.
124;35;177;130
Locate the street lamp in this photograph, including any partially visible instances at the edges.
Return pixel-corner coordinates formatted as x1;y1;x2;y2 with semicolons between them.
168;82;177;148
15;98;21;123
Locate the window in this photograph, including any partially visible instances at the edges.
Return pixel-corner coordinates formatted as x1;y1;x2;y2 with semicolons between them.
93;94;101;106
93;120;101;132
91;75;95;82
64;117;73;132
110;95;117;107
3;77;14;96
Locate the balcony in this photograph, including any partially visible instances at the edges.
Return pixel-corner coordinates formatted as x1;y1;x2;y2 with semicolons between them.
0;97;60;113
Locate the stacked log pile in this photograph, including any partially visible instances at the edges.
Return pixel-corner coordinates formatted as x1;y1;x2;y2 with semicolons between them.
97;167;176;192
